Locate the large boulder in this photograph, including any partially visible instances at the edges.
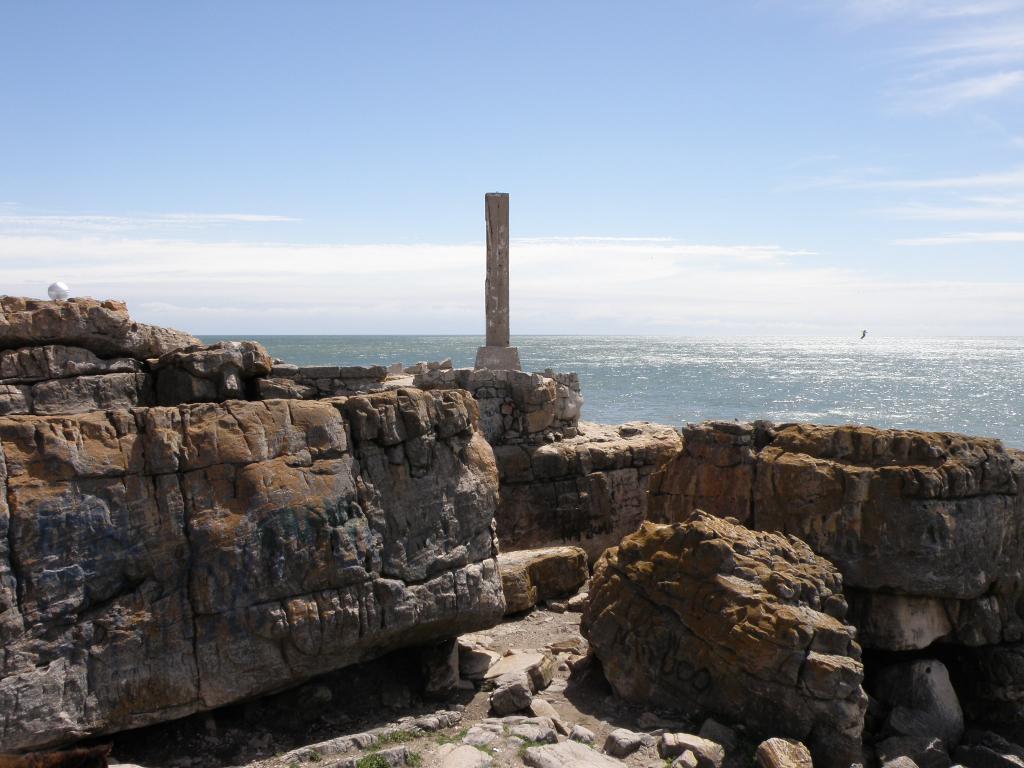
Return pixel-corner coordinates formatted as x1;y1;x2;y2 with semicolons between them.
582;513;866;767
649;422;1024;650
498;546;588;614
0;387;505;751
0;296;198;359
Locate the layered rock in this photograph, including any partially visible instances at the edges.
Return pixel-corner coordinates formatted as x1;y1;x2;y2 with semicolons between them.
0;296;198;359
417;368;682;557
0;388;505;751
257;364;388;400
650;421;1024;650
494;422;682;559
582;513;866;767
415;367;583;445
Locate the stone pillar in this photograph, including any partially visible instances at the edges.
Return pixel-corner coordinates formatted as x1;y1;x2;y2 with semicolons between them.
475;192;522;370
485;193;510;347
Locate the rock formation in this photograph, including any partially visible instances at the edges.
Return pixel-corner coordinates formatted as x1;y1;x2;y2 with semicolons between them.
0;388;504;751
0;296;198;359
417;368;683;559
582;513;867;767
649;419;1024;747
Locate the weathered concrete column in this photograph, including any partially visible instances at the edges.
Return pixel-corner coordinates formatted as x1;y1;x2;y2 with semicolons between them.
485;193;510;347
475;192;522;370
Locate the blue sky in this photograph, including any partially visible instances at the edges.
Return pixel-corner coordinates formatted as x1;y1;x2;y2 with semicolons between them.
1;0;1023;334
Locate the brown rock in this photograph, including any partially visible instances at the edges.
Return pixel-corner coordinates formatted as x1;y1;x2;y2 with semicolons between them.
755;738;813;768
498;546;588;614
581;514;866;768
495;421;682;560
651;421;1024;650
0;296;198;358
0;388;504;752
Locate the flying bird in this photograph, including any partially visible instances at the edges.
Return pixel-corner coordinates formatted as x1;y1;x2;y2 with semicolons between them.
860;330;867;340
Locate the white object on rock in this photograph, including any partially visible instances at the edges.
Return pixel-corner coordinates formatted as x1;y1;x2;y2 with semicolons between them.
48;281;70;300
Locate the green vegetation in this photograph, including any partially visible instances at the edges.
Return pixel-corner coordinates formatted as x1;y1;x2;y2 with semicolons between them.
407;752;423;767
355;755;390;768
376;729;422;746
435;728;469;745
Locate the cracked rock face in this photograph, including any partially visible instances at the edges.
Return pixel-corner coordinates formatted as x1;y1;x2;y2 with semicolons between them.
0;388;505;752
582;513;866;768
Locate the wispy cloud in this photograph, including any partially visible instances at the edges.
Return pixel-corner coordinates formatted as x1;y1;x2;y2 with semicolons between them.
902;69;1024;111
895;230;1024;244
0;209;299;234
831;165;1024;190
880;195;1024;220
834;1;1024;111
841;0;1022;22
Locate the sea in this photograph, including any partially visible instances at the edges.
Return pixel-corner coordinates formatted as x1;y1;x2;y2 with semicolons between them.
200;335;1024;449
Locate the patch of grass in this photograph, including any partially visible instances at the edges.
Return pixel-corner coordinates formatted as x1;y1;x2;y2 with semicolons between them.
407;752;423;767
355;755;390;768
472;743;496;756
307;749;322;763
435;727;469;745
376;729;422;746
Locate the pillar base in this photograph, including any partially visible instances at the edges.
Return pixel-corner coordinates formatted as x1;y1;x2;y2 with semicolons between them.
474;346;522;371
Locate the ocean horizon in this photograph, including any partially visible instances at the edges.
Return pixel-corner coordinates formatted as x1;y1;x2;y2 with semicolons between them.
201;334;1024;449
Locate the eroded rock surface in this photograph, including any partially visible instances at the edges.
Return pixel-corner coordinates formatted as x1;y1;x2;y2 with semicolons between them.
0;388;504;752
582;513;866;767
495;422;682;559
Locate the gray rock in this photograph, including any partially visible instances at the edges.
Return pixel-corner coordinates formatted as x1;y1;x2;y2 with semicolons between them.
877;736;950;768
522;741;623;768
604;727;648;757
875;660;964;747
0;344;140;383
511;721;557;743
256;377;316;400
489;676;533;716
699;719;738;752
570;725;595;744
31;372;151;414
437;744;493;768
0;390;502;752
674;753;701;768
882;759;922;768
458;638;500;680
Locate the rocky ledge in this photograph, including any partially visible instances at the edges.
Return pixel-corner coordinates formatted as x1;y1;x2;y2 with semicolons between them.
0;388;504;752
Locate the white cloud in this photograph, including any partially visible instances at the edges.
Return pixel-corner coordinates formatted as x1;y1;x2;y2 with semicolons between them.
1;230;1021;335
